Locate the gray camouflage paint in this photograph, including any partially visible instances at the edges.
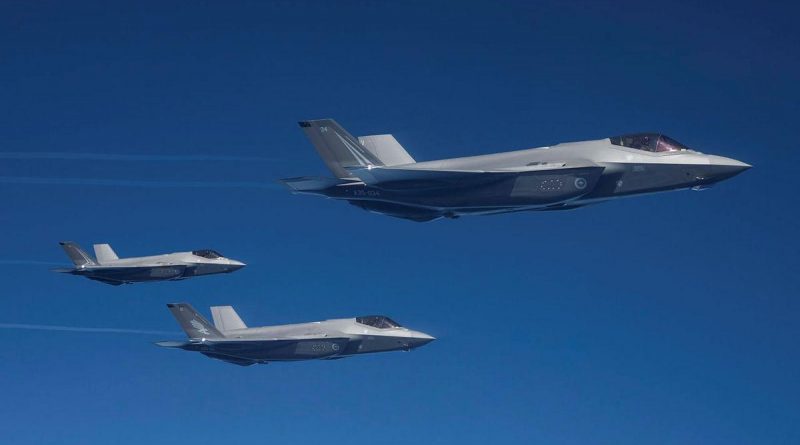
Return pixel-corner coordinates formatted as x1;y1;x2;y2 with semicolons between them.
157;303;434;366
55;242;245;285
282;119;750;221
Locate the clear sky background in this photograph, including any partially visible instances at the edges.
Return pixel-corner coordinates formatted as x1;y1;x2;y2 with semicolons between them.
1;1;798;444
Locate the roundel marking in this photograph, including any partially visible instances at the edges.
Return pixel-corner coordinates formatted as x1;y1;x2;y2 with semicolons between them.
574;177;588;190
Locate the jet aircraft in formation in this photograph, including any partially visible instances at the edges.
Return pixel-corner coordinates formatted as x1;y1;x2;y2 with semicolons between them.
157;303;435;366
281;119;750;221
49;119;752;366
55;242;245;285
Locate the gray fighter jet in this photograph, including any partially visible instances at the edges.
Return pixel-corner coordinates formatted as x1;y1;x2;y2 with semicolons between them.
55;242;245;285
281;119;751;221
157;303;435;366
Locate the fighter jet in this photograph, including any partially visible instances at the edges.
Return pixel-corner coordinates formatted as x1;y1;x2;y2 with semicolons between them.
281;119;751;221
55;242;245;285
156;303;435;366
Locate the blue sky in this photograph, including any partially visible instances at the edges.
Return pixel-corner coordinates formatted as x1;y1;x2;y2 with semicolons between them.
1;1;798;443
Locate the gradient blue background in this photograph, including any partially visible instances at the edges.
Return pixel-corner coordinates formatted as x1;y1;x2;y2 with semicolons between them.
1;1;798;443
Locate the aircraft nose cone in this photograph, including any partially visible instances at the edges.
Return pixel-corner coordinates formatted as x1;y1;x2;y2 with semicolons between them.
410;331;436;348
702;156;751;183
227;260;246;272
710;155;751;169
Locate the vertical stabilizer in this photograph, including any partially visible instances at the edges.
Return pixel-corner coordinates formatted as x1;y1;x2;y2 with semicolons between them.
59;241;96;267
93;244;119;264
211;306;247;331
298;119;384;178
166;303;225;339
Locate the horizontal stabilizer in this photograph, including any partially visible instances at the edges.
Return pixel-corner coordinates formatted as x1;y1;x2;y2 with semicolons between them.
155;340;191;348
279;176;360;192
357;134;415;166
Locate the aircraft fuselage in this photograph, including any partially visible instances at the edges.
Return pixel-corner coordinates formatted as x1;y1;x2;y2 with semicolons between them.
286;136;750;221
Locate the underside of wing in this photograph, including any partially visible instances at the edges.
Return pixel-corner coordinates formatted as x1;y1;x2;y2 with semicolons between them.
348;200;445;222
201;352;258;366
87;277;127;286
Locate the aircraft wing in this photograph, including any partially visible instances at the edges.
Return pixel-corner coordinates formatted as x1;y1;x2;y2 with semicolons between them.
279;176;362;192
163;337;352;365
86;265;190;283
201;352;258;366
87;277;127;286
204;337;351;351
156;340;258;366
347;163;604;189
78;264;188;272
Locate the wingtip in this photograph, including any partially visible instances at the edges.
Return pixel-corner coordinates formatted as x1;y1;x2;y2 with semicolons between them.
298;118;335;128
154;340;188;348
277;177;299;191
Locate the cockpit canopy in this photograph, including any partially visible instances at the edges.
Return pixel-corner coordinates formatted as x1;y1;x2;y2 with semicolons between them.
192;249;223;259
356;315;402;329
610;133;692;153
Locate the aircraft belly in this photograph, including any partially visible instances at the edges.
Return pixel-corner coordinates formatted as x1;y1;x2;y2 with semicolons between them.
327;166;603;210
88;266;185;283
208;338;350;361
147;267;185;280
